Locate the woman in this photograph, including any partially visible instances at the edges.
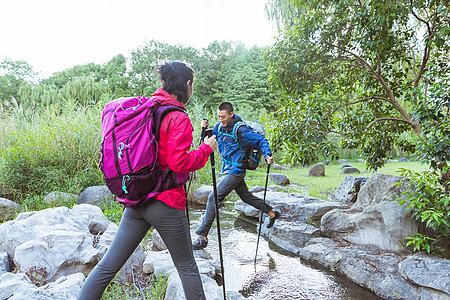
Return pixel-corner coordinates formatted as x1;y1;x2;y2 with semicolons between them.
78;61;217;300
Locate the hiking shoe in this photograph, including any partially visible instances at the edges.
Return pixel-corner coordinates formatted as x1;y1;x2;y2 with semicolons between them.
192;236;208;250
267;211;281;228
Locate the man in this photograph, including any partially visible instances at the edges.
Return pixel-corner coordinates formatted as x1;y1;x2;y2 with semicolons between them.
192;102;281;250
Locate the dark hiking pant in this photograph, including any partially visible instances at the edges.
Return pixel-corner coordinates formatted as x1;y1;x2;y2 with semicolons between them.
195;172;273;238
77;200;205;300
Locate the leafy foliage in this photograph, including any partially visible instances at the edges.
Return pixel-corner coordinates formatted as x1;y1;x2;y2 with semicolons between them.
0;58;38;104
263;89;339;164
0;100;103;196
1;40;281;117
396;168;449;254
263;0;450;169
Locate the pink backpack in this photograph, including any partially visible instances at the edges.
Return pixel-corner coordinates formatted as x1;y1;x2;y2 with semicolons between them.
100;96;189;208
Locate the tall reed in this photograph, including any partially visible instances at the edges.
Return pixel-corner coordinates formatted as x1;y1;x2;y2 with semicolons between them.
0;99;104;198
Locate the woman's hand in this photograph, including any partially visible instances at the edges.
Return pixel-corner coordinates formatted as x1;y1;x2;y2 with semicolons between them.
203;135;218;151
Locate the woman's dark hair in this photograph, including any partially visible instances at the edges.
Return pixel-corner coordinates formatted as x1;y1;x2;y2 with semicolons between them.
156;61;194;103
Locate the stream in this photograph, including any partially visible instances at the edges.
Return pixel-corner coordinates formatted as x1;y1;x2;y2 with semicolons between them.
188;202;382;300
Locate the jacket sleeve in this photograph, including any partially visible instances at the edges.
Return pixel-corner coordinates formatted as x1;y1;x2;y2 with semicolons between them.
167;114;213;173
239;126;272;158
212;123;220;135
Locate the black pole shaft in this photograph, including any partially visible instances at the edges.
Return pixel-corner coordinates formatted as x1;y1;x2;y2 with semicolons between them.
185;126;207;225
210;153;226;300
254;163;271;268
184;180;191;225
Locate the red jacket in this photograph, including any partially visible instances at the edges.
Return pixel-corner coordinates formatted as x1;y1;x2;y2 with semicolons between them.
151;88;213;210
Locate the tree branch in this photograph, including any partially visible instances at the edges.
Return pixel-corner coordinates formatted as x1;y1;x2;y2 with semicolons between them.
376;54;381;75
364;118;413;133
347;96;391;106
323;41;378;75
332;75;364;102
410;0;432;35
328;129;347;136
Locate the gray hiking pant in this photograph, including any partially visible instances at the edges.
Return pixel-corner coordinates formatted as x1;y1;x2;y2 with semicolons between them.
77;200;205;300
195;172;273;237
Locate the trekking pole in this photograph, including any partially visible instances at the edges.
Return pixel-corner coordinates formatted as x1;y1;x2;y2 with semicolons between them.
184;179;191;225
208;131;226;300
254;159;271;269
184;123;208;225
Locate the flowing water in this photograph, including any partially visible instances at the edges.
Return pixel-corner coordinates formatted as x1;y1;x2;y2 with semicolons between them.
188;203;382;300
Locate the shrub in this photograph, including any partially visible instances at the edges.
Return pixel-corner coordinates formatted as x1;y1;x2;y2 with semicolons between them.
0;100;104;197
396;168;450;255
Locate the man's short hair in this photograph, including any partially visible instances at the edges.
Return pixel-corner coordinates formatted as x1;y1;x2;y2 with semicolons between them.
218;102;234;114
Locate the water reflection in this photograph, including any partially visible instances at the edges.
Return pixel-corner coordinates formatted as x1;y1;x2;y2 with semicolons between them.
187;205;381;300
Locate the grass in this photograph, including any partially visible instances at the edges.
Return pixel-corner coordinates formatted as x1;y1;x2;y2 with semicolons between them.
242;160;429;200
102;271;169;300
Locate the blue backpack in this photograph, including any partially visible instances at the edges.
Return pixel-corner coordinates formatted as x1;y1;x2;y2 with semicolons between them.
218;121;265;170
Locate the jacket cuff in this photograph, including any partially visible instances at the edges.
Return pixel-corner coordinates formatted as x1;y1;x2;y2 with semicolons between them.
199;143;214;155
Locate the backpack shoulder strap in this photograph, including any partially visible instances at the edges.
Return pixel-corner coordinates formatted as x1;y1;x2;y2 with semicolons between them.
232;121;247;147
152;102;185;140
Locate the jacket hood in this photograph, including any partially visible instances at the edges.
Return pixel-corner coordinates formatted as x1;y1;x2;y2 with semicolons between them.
151;88;186;110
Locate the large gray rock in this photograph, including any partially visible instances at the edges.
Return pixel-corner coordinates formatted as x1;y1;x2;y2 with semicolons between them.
340;163;355;169
253;174;449;300
249;186;265;193
268;184;285;191
191;186;213;205
299;238;450;300
252;191;347;225
234;191;347;252
269;173;290;185
77;186;115;206
151;230;167;251
0;198;22;221
96;222;145;283
44;191;78;206
321;174;418;254
262;220;321;254
0;251;10;275
143;249;244;300
271;163;283;170
329;176;368;204
342;167;360;174
355;173;408;206
299;238;418;299
0;272;84;300
234;200;261;218
308;163;325;177
0;204;143;283
271;163;291;170
399;253;450;298
143;249;217;278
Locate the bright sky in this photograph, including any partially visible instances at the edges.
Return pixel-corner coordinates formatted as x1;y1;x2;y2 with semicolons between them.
0;0;278;79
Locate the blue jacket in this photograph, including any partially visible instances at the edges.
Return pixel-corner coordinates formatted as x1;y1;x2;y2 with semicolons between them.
213;114;272;174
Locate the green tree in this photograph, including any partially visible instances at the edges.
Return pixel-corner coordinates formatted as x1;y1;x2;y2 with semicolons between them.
191;41;233;111
102;54;130;97
0;58;38;103
42;63;103;89
59;76;112;106
264;0;450;170
129;40;199;96
226;44;281;113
